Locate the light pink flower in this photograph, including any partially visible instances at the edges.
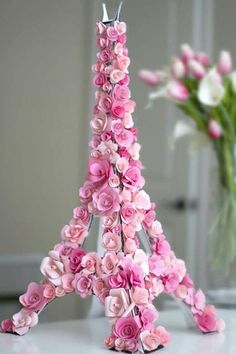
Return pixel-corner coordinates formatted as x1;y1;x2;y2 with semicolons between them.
81;252;100;274
72;273;92;298
115;338;126;351
115;21;127;35
88;157;110;188
113;84;130;101
92;186;120;216
132;287;149;306
114;317;140;340
152;326;171;345
55;286;65;297
217;50;232;74
116;157;129;173
123;113;134;128
195;52;210;66
124;237;138;254
107;26;118;41
140;305;159;330
111;119;124;135
43;283;56;301
139;70;160;86
162;272;179;293
115;129;134;148
124;339;138;352
102;251;119;274
105;288;130;318
97;140;119;163
103;212;119;229
148;255;166;276
124;100;136;113
98;93;112;113
140;330;161;351
123;223;136;238
73;205;90;225
143;209;156;229
96;21;106;35
121;203;136;224
90;112;107;134
167;80;189;102
19;282;47;312
116;55;130;73
154;237;171;255
40;254;64;286
12;309;38;335
128;142;141;160
134;190;151;210
93;277;109;303
208;119;223;139
105;335;116;349
110;69;126;84
102;232;122;253
174;284;188;299
189;59;206;79
148;220;163;238
122;166;142;190
61;221;87;244
181;43;195;62
171;57;186;79
61;273;75;293
79;181;95;203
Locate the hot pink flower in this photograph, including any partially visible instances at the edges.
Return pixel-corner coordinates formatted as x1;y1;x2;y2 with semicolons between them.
195;305;223;333
111;101;125;119
69;247;86;273
19;282;47;312
143;209;156;229
99;48;113;63
105;288;130;318
114;317;140;340
102;232;122;253
188;59;206;80
0;319;13;333
40;254;64;286
208;119;223;139
72;273;92;298
181;43;195;63
109;270;128;289
88;157;110;188
167;80;189;102
92;186;120;216
12;309;38;335
93;73;106;87
162;272;179;293
122;166;142;190
98;93;112;113
140;305;159;330
154;237;171;255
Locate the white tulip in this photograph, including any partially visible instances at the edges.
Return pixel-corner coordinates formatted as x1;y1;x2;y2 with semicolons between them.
198;69;225;106
230;71;236;93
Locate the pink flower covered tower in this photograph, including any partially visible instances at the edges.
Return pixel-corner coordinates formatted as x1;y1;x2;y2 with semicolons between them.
0;4;224;353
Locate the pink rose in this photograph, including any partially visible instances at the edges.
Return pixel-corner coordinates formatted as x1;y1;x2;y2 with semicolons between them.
102;232;122;253
69;247;86;273
111;119;124;135
92;186;120;216
123;113;134;129
152;326;171;345
195;305;220;332
154;237;171;255
103;212;119;229
96;21;106;35
93;73;106;87
102;251;119;274
108;270;128;289
140;330;161;351
148;255;166;276
115;129;134;148
115;338;126;351
81;252;100;274
105;335;116;349
143;209;156;229
99;48;113;63
121;203;136;224
174;284;188;300
98;93;112;113
61;220;87;244
79;181;95;203
40;254;64;286
116;157;129;173
163;272;179;293
132;287;149;306
115;21;127;35
122;166;142;190
111;101;125;119
134;190;151;210
114;317;140;340
113;84;130;101
43;283;56;301
93;277;109;304
72;273;92;298
73;205;90;225
148;220;163;238
124;339;138;352
12;309;38;335
88;157;110;188
55;286;65;297
140;305;159;330
106;26;118;41
61;273;75;293
128;142;140;160
110;69;126;84
124;237;138;254
19;282;47;311
105;288;129;318
129;264;145;287
0;319;13;333
116;55;130;73
90;112;108;134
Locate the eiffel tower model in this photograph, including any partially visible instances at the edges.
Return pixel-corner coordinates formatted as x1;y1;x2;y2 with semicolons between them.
0;3;224;353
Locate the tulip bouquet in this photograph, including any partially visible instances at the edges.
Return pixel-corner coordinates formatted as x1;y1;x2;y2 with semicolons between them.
140;45;236;271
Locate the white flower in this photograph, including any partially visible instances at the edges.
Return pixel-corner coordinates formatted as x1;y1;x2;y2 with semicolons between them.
198;69;225;106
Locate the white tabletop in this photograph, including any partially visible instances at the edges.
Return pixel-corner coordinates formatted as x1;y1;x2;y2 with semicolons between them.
0;309;235;354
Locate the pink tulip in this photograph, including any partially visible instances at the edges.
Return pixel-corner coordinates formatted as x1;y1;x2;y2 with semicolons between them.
208;119;223;139
167;81;189;102
188;59;206;79
139;70;160;86
181;44;195;63
171;57;186;79
195;52;210;66
217;50;232;74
